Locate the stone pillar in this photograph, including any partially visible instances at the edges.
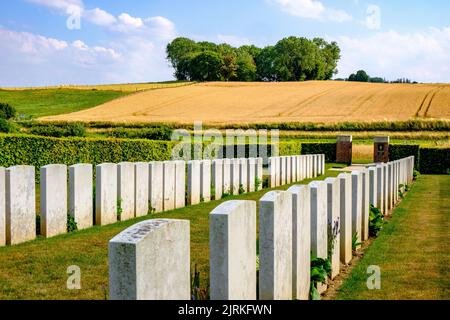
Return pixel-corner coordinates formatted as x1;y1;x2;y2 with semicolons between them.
382;164;388;214
96;163;118;226
308;155;313;179
351;171;363;246
230;159;240;195
0;167;6;246
287;185;310;300
280;157;287;185
374;136;390;163
256;158;263;191
118;162;136;221
149;162;164;213
368;167;377;207
312;155;317;177
247;158;256;192
361;169;370;241
163;161;176;211
69;164;93;230
387;163;394;210
212;159;223;200
239;158;248;193
222;159;231;195
5;166;36;245
210;200;256;300
109;219;190;300
325;178;341;279
200;160;211;202
275;157;281;186
376;165;384;213
259;191;293;300
134;163;149;217
337;173;352;264
336;135;353;164
296;156;301;181
41;164;67;238
286;156;292;184
187;161;201;205
174;161;186;209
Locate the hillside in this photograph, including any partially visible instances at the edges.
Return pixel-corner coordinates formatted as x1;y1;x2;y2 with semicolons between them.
41;81;450;124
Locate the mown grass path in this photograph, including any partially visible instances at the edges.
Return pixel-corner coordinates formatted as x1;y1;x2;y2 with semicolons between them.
337;174;450;300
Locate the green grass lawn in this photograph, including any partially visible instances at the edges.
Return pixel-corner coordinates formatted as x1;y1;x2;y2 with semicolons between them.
0;89;129;118
0;164;346;300
337;174;450;300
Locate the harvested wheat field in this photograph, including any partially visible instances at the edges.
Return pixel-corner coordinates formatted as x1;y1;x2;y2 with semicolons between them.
42;81;450;124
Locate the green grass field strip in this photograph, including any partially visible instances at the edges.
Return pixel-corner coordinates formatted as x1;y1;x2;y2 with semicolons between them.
336;174;450;300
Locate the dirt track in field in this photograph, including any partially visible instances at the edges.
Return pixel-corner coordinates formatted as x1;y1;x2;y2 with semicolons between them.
41;81;450;124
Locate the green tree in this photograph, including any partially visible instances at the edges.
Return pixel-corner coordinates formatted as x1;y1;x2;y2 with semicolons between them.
348;70;370;82
189;51;223;81
166;37;198;80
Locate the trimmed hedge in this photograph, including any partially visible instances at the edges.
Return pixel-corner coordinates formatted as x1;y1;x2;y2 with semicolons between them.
419;148;450;174
389;145;420;169
301;143;336;162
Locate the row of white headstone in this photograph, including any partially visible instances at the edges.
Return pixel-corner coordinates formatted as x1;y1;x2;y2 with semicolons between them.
108;156;415;300
269;154;325;188
0;154;322;246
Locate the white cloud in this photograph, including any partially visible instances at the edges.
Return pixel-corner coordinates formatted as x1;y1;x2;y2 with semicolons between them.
334;27;450;83
72;39;88;50
145;16;177;40
270;0;352;22
27;0;83;11
118;13;144;28
85;8;117;26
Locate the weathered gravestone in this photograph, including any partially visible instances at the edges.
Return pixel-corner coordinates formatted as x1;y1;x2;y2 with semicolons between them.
69;164;93;230
96;163;118;226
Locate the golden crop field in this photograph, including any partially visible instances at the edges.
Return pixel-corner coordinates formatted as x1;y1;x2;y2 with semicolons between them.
42;81;450;124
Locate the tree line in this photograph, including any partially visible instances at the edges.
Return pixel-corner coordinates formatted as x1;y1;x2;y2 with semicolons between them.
337;70;418;84
166;37;341;82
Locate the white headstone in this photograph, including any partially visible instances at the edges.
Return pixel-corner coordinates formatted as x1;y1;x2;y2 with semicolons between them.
351;171;363;246
269;157;277;188
187;160;201;205
96;163;118;226
5;166;36;245
368;167;377;207
163;161;176;211
222;159;231;195
287;185;311;300
135;162;149;217
382;164;388;214
0;167;6;246
200;160;211;202
247;158;256;192
338;173;352;264
239;158;248;193
275;157;281;186
118;162;135;221
41;164;67;238
230;159;240;195
69;164;93;230
325;178;341;279
174;161;186;209
259;191;293;300
210;200;256;300
376;165;384;213
212;159;223;200
109;219;190;300
280;157;287;185
361;169;370;241
256;158;263;191
286;156;291;184
149;162;164;213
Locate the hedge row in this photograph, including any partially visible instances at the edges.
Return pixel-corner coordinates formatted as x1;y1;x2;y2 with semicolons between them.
389;145;420;169
419;148;450;174
300;143;336;162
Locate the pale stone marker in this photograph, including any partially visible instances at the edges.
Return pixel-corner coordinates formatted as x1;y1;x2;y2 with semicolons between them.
307;155;313;178
325;178;341;279
312;155;317;177
69;164;93;230
290;156;297;183
163;161;176;211
6;166;36;245
387;163;393;210
376;165;384;213
287;185;311;300
0;167;5;246
337;173;352;264
382;164;388;214
239;158;248;193
256;158;263;191
351;171;363;245
230;159;240;195
286;156;292;184
368;167;377;207
222;158;231;195
296;156;302;181
275;157;281;186
149;162;164;213
200;160;211;202
109;219;190;300
41;164;67;238
187;161;201;205
118;162;136;221
247;158;256;192
321;154;326;175
212;159;223;200
259;191;293;300
174;161;186;209
280;157;287;185
210;200;256;300
96;163;118;226
309;180;327;293
269;157;277;188
361;169;370;241
135;162;149;217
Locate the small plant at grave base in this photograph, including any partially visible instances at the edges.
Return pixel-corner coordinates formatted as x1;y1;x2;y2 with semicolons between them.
221;192;231;199
262;177;269;189
117;199;123;220
255;177;262;191
210;186;215;201
200;195;205;203
67;214;78;233
413;170;420;181
36;215;41;235
352;233;362;252
191;264;209;301
398;185;405;199
309;257;331;300
327;218;340;260
405;184;410;192
147;204;156;215
369;205;384;237
239;184;245;195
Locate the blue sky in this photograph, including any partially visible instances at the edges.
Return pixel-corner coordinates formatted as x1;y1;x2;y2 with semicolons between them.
0;0;449;86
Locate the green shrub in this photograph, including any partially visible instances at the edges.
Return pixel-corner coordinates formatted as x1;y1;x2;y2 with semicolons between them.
67;214;78;233
369;205;384;237
0;102;17;120
310;257;331;300
301;143;336;162
389;145;420;169
29;122;86;138
105;126;173;141
419;148;450;174
0;118;16;133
